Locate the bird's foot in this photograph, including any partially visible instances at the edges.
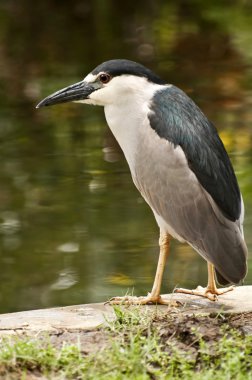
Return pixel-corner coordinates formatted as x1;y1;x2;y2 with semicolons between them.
108;293;179;306
175;285;234;301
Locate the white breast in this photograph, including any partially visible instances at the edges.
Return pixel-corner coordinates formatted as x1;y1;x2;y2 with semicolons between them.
104;77;168;173
104;104;146;172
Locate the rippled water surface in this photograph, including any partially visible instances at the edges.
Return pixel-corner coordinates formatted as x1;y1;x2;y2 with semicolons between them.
0;1;252;312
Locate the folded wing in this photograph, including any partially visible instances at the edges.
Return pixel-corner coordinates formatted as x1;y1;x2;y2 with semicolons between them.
133;85;247;284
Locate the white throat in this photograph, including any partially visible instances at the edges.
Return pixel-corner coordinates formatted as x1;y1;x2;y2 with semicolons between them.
101;76;167;171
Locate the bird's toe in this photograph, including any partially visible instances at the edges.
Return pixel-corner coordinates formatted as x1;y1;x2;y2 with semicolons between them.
107;295;179;306
175;285;234;301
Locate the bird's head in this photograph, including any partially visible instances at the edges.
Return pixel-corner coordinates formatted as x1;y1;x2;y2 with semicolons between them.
36;59;165;109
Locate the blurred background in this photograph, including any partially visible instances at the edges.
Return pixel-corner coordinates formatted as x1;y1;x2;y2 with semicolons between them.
0;0;251;313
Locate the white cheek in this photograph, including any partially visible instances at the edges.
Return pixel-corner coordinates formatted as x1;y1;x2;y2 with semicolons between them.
88;87;114;105
74;99;99;106
83;73;97;82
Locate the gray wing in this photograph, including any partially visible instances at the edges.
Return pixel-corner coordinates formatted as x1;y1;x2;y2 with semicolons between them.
149;85;241;222
132;126;247;285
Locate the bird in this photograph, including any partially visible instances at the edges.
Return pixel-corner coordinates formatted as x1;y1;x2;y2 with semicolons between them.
36;59;248;304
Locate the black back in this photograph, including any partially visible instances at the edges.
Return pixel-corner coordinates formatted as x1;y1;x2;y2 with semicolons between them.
92;59;166;85
149;86;241;222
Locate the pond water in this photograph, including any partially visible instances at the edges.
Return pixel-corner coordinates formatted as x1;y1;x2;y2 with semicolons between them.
0;1;252;313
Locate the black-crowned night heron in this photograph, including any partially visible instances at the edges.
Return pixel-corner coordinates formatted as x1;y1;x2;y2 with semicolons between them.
37;59;248;304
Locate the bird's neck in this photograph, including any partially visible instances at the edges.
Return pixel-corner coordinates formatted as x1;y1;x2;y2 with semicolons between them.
104;82;167;171
104;98;149;171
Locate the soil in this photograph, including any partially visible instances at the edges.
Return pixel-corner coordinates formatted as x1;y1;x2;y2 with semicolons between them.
152;311;252;361
35;311;252;354
1;311;252;379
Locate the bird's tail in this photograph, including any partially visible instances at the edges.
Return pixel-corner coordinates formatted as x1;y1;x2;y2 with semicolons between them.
214;235;248;285
201;192;248;286
191;215;248;286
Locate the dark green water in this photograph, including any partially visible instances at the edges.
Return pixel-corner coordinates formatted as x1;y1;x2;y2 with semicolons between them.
0;1;251;312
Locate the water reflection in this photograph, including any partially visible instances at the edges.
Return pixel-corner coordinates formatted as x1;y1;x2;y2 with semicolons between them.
0;1;251;313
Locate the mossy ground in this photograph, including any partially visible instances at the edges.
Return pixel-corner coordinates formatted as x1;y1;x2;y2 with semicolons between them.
0;307;252;379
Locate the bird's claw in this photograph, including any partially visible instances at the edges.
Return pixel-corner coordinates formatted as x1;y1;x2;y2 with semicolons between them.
175;285;234;301
107;294;180;306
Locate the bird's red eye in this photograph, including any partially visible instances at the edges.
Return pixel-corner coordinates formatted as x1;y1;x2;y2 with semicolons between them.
99;73;111;84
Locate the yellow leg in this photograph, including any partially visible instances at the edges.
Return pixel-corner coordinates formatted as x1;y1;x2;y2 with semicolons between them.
109;232;177;305
175;262;234;301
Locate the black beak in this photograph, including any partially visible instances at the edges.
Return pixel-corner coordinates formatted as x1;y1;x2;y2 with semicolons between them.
36;80;97;108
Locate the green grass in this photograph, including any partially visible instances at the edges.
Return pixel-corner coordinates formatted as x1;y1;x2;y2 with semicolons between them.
0;307;252;379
